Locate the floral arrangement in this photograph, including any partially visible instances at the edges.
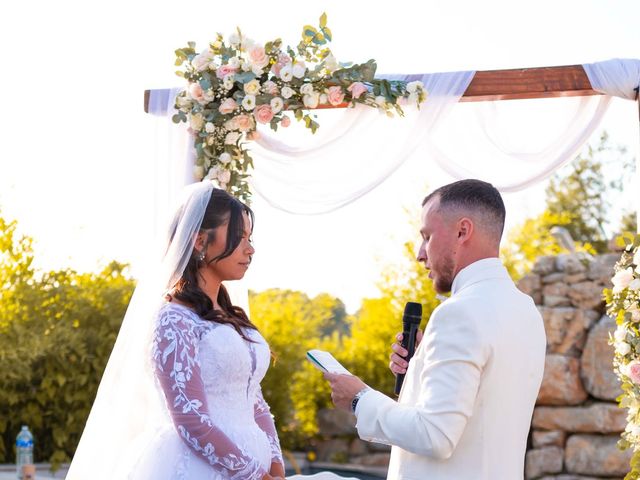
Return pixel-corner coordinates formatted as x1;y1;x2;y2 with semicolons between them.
606;233;640;478
172;13;427;201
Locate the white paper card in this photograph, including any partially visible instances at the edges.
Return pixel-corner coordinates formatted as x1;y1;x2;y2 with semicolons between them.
306;349;352;375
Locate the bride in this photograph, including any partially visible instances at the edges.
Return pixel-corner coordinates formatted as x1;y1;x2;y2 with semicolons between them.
67;181;356;480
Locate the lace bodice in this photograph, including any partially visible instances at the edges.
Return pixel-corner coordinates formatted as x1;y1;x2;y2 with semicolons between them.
152;302;282;479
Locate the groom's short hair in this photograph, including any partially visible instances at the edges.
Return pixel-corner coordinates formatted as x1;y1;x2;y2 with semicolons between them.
422;179;506;241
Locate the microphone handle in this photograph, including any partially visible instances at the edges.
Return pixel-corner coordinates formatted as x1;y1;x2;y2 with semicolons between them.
394;325;416;395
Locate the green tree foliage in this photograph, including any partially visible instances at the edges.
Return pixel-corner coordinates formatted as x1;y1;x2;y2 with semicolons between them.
501;132;634;279
0;214;135;469
249;289;345;449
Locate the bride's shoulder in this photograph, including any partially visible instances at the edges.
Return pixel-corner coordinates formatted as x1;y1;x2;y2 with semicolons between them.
157;301;201;324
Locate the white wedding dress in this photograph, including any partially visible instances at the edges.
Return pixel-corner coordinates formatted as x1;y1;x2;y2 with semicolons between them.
130;302;355;480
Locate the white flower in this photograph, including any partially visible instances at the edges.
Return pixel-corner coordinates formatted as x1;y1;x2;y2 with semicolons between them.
244;79;261;96
189;113;205;131
630;278;640;291
228;33;240;46
281;86;294;99
176;95;192;109
279;65;293;82
375;96;387;107
251;65;264;76
241;60;251;72
205;122;215;134
303;92;320;109
270;97;284;114
205;166;220;181
613;267;635;293
194;165;205;180
219;153;232;164
615;326;628;343
406;80;424;93
408;92;420;105
242;95;256;110
218;169;231;184
324;53;339;73
631;424;640;437
300;83;314;95
629;305;640;322
292;61;306;79
192;49;215;72
223;75;235;90
616;341;632;356
225;132;241;145
319;93;328;105
228;57;240;69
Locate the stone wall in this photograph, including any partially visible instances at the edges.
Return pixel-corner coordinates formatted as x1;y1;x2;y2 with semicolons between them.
314;253;631;478
520;253;631;479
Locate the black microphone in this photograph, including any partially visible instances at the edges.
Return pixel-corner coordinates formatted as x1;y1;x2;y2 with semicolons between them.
394;302;423;395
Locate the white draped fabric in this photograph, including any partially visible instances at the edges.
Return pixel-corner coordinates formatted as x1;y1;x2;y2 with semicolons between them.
148;58;639;215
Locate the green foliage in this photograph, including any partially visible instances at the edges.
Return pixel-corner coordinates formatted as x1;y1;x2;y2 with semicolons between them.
0;213;135;469
249;289;346;449
501;131;634;279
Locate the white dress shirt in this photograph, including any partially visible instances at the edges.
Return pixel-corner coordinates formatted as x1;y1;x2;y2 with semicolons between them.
355;258;546;480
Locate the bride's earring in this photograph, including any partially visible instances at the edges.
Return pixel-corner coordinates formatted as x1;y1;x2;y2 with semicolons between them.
198;250;206;262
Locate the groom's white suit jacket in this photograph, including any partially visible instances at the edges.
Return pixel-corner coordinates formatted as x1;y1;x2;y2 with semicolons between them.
355;258;546;480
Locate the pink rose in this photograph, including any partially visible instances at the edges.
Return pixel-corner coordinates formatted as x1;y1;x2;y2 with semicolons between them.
253;104;274;124
189;83;206;103
271;53;292;76
627;361;640;384
216;64;239;79
280;115;291;128
347;82;368;100
234;114;255;132
248;46;269;69
218;98;238;115
327;86;345;106
246;131;261;141
263;80;279;95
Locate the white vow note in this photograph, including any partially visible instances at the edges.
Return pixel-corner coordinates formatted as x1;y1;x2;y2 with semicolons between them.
306;350;352;375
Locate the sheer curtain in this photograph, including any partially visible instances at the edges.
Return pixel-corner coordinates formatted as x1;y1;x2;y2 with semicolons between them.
147;58;639;214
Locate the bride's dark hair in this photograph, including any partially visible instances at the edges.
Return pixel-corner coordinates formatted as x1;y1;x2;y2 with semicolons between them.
170;188;257;339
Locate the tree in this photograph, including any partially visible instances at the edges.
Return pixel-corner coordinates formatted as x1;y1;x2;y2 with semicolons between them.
0;213;135;469
502;132;634;279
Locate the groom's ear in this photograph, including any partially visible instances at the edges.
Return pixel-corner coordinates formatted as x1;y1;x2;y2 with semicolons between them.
456;217;474;243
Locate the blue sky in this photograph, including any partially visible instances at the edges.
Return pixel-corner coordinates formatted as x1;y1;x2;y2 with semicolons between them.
0;0;638;312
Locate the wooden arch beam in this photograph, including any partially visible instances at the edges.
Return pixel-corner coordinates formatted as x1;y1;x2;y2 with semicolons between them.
143;64;599;113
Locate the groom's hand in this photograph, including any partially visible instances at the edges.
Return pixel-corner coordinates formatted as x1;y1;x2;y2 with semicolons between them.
324;373;367;411
389;330;423;376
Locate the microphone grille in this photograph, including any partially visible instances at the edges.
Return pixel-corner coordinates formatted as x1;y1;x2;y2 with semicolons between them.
404;302;422;321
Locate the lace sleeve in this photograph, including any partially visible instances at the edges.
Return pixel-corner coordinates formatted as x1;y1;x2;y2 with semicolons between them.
153;307;268;480
254;386;284;466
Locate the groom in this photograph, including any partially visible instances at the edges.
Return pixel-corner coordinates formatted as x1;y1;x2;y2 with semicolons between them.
326;179;546;479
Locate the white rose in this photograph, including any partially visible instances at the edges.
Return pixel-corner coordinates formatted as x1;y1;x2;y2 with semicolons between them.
270;97;284;114
279;65;293;82
324;53;339;73
632;424;640;437
218;169;231;184
629;305;640;322
406;80;424;93
300;83;314;95
228;33;240;46
241;60;251;72
192;49;215;72
219;153;232;164
281;86;294;99
303;92;320;109
225;132;241;145
223;75;235;90
613;267;635;293
292;61;306;79
617;341;632;356
176;95;192;109
319;93;328;105
189;113;204;131
244;79;261;96
205;122;215;133
242;95;256;110
251;65;264;76
615;326;628;343
228;57;240;69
